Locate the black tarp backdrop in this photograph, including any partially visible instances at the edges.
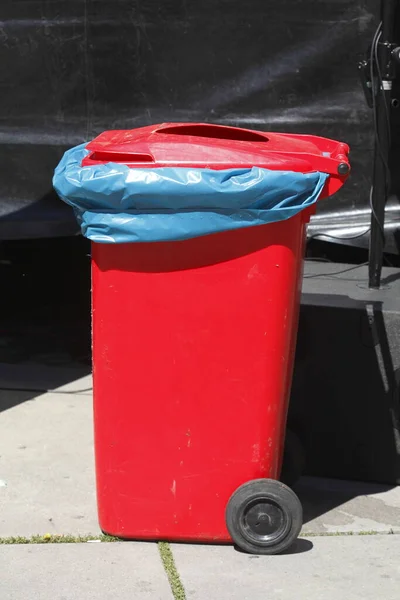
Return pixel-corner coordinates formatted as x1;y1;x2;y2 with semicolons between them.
1;0;393;247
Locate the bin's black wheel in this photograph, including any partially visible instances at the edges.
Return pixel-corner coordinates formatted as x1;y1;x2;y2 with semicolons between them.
226;479;302;555
280;429;306;488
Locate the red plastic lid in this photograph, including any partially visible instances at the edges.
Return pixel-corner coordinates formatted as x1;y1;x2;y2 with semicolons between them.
82;123;350;194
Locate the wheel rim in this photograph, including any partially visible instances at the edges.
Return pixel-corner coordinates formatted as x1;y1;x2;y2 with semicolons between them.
239;497;291;547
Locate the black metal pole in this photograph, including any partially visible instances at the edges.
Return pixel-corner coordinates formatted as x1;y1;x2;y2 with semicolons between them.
368;1;397;289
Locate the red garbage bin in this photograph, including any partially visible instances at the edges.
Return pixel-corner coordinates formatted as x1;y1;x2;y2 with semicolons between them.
88;123;349;554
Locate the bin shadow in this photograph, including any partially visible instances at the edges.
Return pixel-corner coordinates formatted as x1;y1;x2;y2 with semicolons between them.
234;538;314;556
289;290;400;525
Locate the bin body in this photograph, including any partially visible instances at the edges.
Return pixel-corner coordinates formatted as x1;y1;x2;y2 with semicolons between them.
93;212;308;541
64;122;350;542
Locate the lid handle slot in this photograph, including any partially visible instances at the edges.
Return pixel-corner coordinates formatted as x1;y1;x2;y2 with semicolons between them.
156;124;268;143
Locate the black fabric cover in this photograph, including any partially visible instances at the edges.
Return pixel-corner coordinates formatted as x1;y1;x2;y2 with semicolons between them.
2;1;392;243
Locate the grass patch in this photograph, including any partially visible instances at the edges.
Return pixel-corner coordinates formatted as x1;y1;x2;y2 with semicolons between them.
0;534;118;544
158;542;186;600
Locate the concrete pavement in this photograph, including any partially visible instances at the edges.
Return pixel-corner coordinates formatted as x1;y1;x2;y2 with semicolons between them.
0;543;173;600
1;369;399;538
1;364;400;599
0;388;99;536
173;535;400;600
298;476;400;535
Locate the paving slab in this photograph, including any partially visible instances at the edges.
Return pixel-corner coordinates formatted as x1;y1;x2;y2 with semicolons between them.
173;535;400;600
297;476;400;534
0;542;172;600
0;390;99;536
1;383;400;538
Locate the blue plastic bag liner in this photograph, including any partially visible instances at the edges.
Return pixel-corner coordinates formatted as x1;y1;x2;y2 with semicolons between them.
53;143;329;243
